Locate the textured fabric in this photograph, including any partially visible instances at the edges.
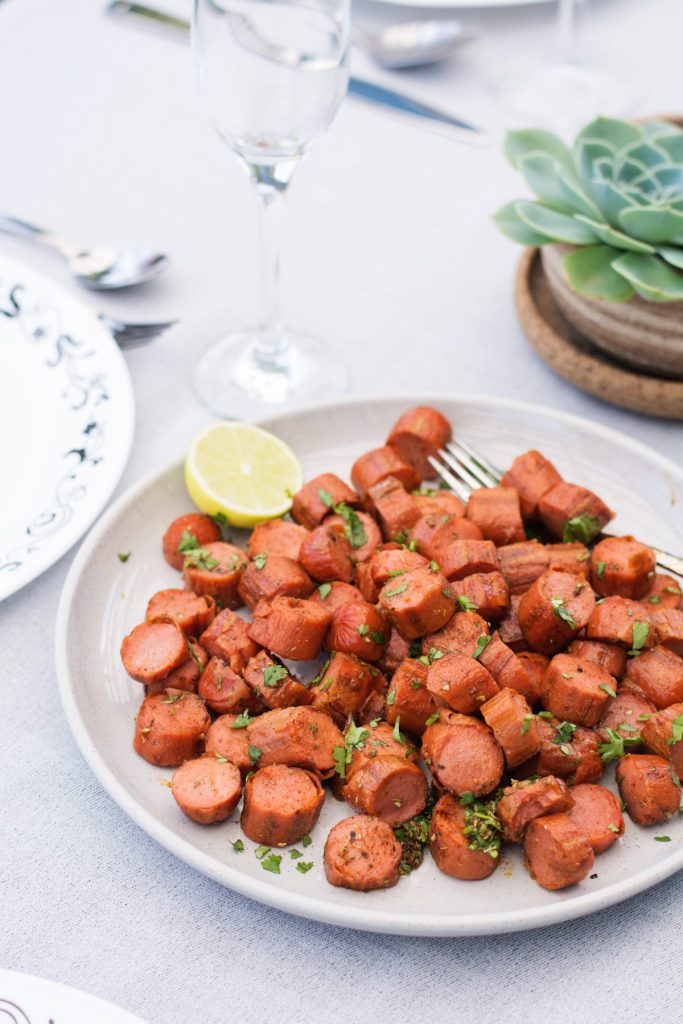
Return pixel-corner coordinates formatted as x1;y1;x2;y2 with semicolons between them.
1;0;682;1021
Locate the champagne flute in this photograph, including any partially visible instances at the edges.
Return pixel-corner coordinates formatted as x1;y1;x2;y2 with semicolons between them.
192;0;351;416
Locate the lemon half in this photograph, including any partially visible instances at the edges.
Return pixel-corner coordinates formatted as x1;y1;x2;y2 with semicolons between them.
184;422;302;529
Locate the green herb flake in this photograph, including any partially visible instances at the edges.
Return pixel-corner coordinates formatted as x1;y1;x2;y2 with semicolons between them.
318;487;335;509
425;713;440;727
383;582;408;599
117;551;131;563
357;624;370;636
370;630;385;644
388;569;407;578
263;664;289;688
461;794;503;860
392;716;407;746
551;597;577;630
429;560;440;573
458;595;478;612
418;655;430;667
296;861;314;874
183;547;219;571
637;714;652;722
254;845;271;859
459;791;475;806
289;848;303;859
214;753;228;763
230;710;251;729
628;621;650;657
472;634;492;661
537;710;554;719
596;561;606;580
261;853;282;874
253;551;268;570
598;728;640;762
668;714;683;746
248;745;262;766
394;802;433;875
386;689;396;706
663;586;682;595
576;550;590;562
607;823;619;833
407;539;418;552
333;721;370;779
177;530;199;554
599;683;617;699
317;582;332;600
161;693;181;705
654;835;671;843
210;511;230;528
335;502;367;549
410;680;423;690
302;834;312;848
231;838;245;852
393;529;409;545
553;720;577;747
520;714;534;736
647;595;662;604
563;514;600;545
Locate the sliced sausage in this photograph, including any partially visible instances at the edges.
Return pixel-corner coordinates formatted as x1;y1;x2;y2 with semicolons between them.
497;540;549;595
651;607;683;656
498;776;574;842
524;814;594;890
516;652;549;706
183;541;248;610
246;706;344;778
162;513;221;571
238;553;314;611
171;755;242;825
356;561;380;604
430;793;499;880
308;580;366;612
205;713;252;776
640;574;683;610
540;653;615;728
615;754;681;826
310;652;379;726
586;597;654;649
133;692;211;767
413;490;466;519
379;566;456;640
323;510;382;562
422;610;490;658
641;703;683;778
241;765;325;846
324;815;402;891
518;569;596;655
385;405;452;479
326;600;387;662
345;721;419;781
500;449;563;520
199;608;261;673
367;476;421;542
566;783;625;853
465;486;525;546
596;687;655;746
480;688;541;769
299;522;354;584
590;535;656;599
450;571;511;622
369;547;428;587
121;620;189;684
478;631;534;700
377;624;411;675
291;473;359;530
342;755;428;826
623;645;683;708
243;650;312;710
247;519;309;562
198;656;261;715
537;482;614;540
146;641;207;696
351;446;420;500
248;597;332;661
497;595;526;652
426;652;499;715
421;713;504;797
385;658;439;737
436;539;500;582
569;639;627;680
145;589;216;636
546;542;591;578
409;512;483;558
514;717;603;786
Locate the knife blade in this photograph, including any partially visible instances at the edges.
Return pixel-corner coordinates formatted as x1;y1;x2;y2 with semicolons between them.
106;0;490;146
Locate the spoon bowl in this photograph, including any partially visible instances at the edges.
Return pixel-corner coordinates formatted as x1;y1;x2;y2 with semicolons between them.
355;19;476;70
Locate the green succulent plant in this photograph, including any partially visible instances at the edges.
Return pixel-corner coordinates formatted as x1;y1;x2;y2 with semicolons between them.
493;116;683;303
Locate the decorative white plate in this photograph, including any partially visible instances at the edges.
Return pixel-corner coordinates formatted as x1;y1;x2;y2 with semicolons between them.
0;252;134;602
56;394;683;937
0;969;148;1024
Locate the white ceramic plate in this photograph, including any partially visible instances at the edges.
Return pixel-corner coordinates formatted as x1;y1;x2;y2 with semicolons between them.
0;252;134;602
370;0;550;9
0;969;148;1024
56;394;683;936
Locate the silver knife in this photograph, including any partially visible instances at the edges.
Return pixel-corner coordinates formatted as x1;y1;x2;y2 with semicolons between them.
106;0;490;146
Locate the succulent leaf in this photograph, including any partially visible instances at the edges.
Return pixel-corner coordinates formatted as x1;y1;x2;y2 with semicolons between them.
576;117;641;151
622;141;673;169
658;135;683;163
574;215;656;254
492;201;549;246
612;252;683;301
563;245;635;302
505;129;574;175
618;205;683;243
515;201;599;246
658;245;683;270
518;153;582;214
641;120;683;142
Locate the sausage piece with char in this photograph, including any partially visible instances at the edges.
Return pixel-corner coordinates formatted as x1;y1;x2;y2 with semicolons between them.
426;652;499;715
480;687;540;769
586;597;654;649
171;755;242;825
569;639;627;680
241;765;325;846
162;513;221;571
430;793;499;881
299;522;355;584
465;486;525;546
199;608;261;673
247;706;344;778
351;446;420;500
641;703;683;778
367;476;421;542
518;570;595;655
134;692;211;767
183;541;248;610
146;589;216;636
342;755;428;826
248;597;332;661
615;754;681;826
291;473;359;530
242;650;312;709
498;776;574;842
524;813;595;890
590;535;656;599
500;450;563;520
247;519;309;562
450;572;510;622
537;482;614;540
540;653;615;728
421;712;504;797
323;510;382;563
379;566;456;640
198;657;261;715
121;620;189;685
238;554;314;611
385;405;452;480
497;540;549;595
310;652;379;726
324;815;402;892
566;783;624;854
385;658;439;738
326;600;387;663
205;713;252;776
623;646;683;708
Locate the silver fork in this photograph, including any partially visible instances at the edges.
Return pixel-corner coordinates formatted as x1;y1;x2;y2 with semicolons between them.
98;313;177;348
429;439;683;579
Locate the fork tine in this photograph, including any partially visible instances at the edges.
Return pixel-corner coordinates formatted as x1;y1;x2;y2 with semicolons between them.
438;447;484;492
450;438;503;482
427;455;471;502
446;440;499;488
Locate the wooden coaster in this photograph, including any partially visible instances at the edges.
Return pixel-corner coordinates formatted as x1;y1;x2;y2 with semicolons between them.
515;248;683;421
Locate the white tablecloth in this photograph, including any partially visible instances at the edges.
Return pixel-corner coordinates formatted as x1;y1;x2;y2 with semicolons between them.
1;0;682;1020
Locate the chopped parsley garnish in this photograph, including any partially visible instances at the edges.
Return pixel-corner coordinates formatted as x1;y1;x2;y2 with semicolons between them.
392;716;408;746
357;624;370;636
607;823;619;834
394;799;433;875
296;861;314;873
647;595;661;604
459;791;475;806
161;693;181;704
230;710;251;729
384;583;408;598
231;838;245;852
537;710;553;719
599;683;617;698
261;853;282;874
553;721;577;746
628;621;649;657
386;689;396;705
388;569;407;578
318;488;334;508
551;597;577;630
335;502;367;548
254;845;270;859
458;595;478;612
248;745;262;766
393;529;409;545
302;834;312;848
214;753;228;763
410;679;423;690
117;551;131;563
183;548;219;571
520;714;534;736
177;530;199;553
370;630;385;644
668;713;683;746
263;664;289;688
210;511;230;528
598;728;639;762
472;634;492;660
429;560;440;573
289;849;303;859
333;721;369;778
461;795;503;859
253;551;268;570
425;713;440;727
317;582;332;600
596;561;606;579
563;514;600;545
654;835;671;843
426;647;444;662
664;586;682;595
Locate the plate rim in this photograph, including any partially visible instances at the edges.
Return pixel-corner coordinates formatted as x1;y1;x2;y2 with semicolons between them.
55;392;683;936
0;252;135;603
0;968;148;1023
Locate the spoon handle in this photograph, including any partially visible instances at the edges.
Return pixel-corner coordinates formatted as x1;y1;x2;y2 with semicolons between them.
0;213;46;239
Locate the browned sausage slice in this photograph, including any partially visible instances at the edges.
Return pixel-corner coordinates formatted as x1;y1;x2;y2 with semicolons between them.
351;446;420;500
146;589;216;636
524;813;594;890
171;755;242;824
568;639;627;680
310;652;380;726
478;631;533;699
566;783;624;853
238;554;314;611
596;687;655;746
342;755;428;826
586;596;654;649
379;566;456;640
413;490;466;519
248;597;332;661
465;486;525;546
590;535;656;599
497;776;574;842
514;717;603;786
367;476;421;542
640;574;683;610
540;653;615;728
291;472;359;530
133;692;211;766
409;513;483;558
246;706;344;778
242;650;312;710
519;569;596;655
623;646;683;708
500;449;563;520
426;652;499;715
385;658;439;737
641;703;683;779
198;656;261;715
386;405;452;479
449;572;511;622
146;642;207;696
480;688;540;769
651;607;683;656
377;624;411;675
423;610;490;659
324;815;402;891
369;547;428;587
308;581;366;612
205;713;252;776
121;621;189;684
162;513;221;571
429;793;499;880
199;608;261;673
537;482;614;540
325;600;387;663
436;539;500;582
545;543;591;577
299;522;355;583
516;652;549;706
241;765;325;846
421;713;504;797
183;541;248;610
247;519;309;562
615;754;681;826
497;540;550;595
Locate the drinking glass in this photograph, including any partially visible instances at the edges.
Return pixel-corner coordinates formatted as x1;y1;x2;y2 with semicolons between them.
192;0;351;417
494;0;637;136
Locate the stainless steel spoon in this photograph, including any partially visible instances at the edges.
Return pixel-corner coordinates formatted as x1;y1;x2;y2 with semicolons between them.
0;212;169;290
353;19;476;71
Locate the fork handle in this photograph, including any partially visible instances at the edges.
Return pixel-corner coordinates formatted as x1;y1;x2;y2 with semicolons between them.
0;213;46;239
652;548;683;579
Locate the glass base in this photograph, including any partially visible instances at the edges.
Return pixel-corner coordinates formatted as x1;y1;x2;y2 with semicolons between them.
494;56;638;135
193;327;350;419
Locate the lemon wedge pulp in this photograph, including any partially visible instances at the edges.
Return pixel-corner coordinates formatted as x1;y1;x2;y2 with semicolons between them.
184;422;303;529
